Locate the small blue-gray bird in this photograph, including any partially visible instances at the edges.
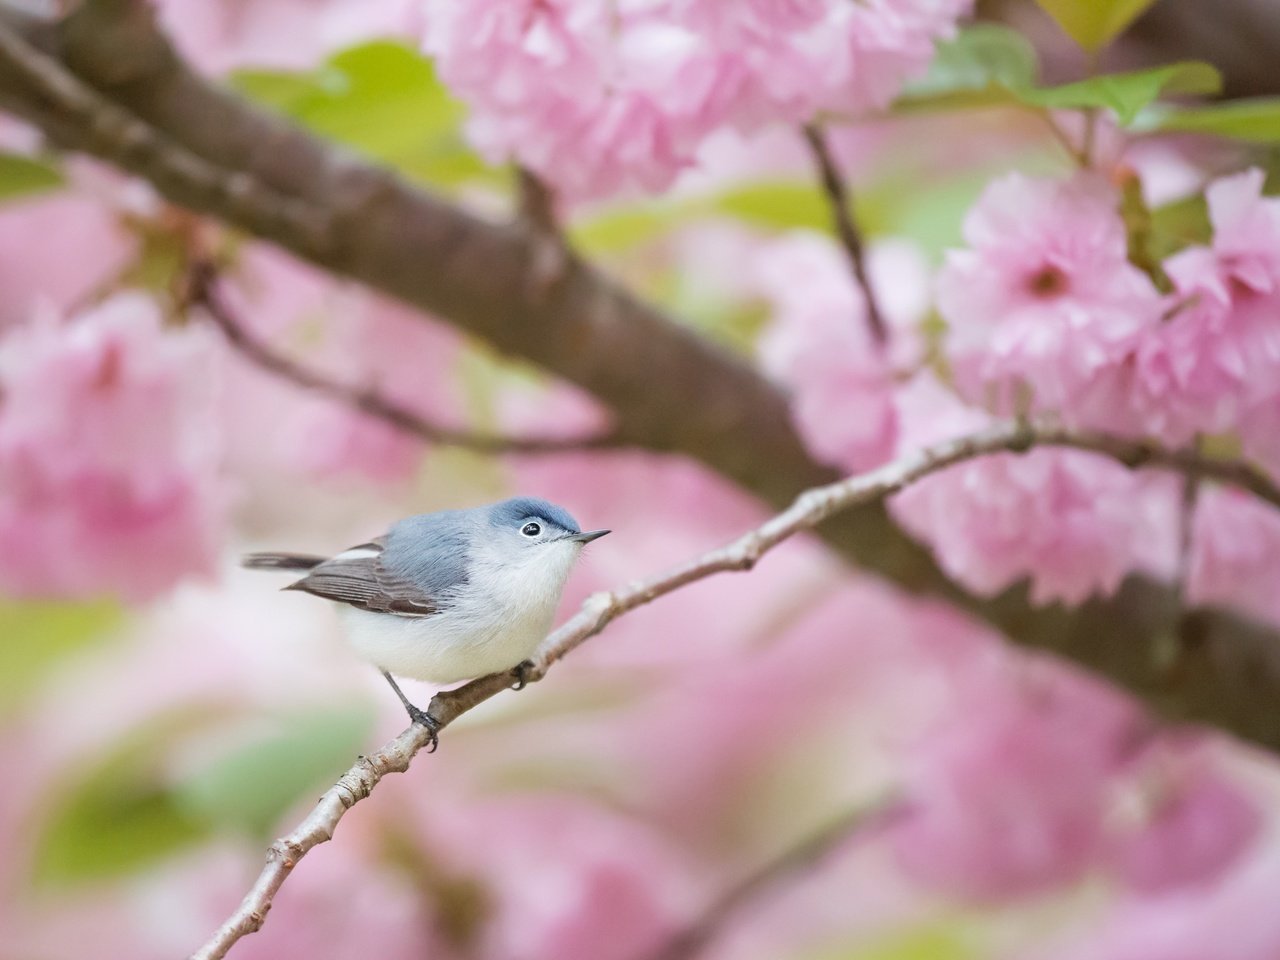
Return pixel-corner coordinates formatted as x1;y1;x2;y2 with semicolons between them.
244;497;609;744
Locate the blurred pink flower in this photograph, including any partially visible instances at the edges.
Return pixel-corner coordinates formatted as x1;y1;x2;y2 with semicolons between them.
1039;841;1280;960
0;191;136;328
420;795;693;960
1104;748;1261;895
425;0;970;200
888;376;1177;605
890;662;1143;900
158;0;422;73
755;232;930;472
1186;486;1280;627
937;172;1163;418
0;294;225;602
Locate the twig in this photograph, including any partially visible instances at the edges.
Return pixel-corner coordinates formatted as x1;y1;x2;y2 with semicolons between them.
641;803;902;960
800;123;888;345
515;165;570;300
188;419;1280;960
186;262;618;455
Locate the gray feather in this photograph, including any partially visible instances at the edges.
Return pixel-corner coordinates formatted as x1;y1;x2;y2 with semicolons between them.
284;512;475;617
242;552;326;571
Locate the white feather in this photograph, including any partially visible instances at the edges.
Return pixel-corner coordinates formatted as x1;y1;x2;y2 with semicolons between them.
338;538;583;683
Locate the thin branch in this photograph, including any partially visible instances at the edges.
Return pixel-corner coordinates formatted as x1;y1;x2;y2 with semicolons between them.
514;165;570;300
188;420;1280;960
800;122;888;345
186;262;618;455
641;802;902;960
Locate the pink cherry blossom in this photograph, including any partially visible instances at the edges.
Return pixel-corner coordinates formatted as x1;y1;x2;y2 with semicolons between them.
424;0;971;200
755;232;928;472
888;375;1178;605
1104;746;1261;894
890;661;1143;900
0;294;225;601
937;172;1163;418
1186;486;1280;627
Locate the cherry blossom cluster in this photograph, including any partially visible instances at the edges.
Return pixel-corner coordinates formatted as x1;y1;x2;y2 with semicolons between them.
423;0;971;198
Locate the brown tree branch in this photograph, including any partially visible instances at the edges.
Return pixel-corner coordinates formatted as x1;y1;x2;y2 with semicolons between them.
5;4;1280;751
185;262;617;454
800;122;888;345
189;420;1280;960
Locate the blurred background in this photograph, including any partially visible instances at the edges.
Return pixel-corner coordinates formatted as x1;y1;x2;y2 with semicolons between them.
4;1;1280;959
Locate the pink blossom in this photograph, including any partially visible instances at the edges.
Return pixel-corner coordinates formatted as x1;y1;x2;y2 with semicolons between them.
0;294;224;601
756;232;925;472
1105;748;1261;894
1084;169;1280;444
1186;486;1280;627
891;662;1143;900
889;375;1177;605
424;0;970;200
419;795;693;960
157;0;422;74
937;173;1162;417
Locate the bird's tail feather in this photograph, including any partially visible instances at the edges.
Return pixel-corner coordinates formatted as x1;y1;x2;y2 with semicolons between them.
242;552;326;572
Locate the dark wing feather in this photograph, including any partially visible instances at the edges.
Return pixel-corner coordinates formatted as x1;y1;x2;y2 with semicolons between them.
285;539;439;617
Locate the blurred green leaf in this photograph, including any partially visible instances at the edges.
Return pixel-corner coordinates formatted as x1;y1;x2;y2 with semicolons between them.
175;705;374;838
1016;61;1222;125
32;709;221;888
1148;97;1280;142
0;152;63;203
1148;192;1211;261
0;600;121;711
1034;0;1160;51
230;40;501;188
804;926;974;960
899;24;1039;110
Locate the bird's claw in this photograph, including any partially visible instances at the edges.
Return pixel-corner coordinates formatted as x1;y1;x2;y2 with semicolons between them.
512;659;535;691
406;705;441;752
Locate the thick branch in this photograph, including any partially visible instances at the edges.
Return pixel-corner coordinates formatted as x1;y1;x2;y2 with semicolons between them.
188;421;1280;960
800;122;888;345
186;262;616;454
4;4;1280;751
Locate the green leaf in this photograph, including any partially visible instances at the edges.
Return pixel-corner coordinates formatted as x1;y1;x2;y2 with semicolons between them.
1017;61;1222;125
0;152;64;203
1035;0;1160;51
31;709;221;887
1148;192;1211;261
1148;97;1280;142
899;24;1039;110
0;600;121;711
230;40;501;188
175;705;374;838
803;926;975;960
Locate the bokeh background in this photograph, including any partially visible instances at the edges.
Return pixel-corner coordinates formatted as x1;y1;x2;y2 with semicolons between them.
5;1;1280;959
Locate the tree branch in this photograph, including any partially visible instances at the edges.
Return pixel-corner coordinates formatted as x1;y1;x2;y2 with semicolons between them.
188;420;1280;960
800;122;888;345
185;261;617;454
5;3;1280;751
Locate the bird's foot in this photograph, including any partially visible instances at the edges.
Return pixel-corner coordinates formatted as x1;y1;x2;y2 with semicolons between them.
406;704;442;752
511;659;536;691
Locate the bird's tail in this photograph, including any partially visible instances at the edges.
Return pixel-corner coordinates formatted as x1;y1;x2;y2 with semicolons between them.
242;552;326;572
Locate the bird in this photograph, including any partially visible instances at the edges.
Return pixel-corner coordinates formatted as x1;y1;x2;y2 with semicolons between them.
243;497;609;747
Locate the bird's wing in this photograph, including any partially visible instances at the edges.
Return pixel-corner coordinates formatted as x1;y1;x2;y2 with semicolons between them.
284;538;441;617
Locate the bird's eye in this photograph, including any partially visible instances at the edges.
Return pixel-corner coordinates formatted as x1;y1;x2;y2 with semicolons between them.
521;522;542;537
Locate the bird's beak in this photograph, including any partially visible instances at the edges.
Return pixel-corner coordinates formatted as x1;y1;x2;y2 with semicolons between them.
568;529;610;544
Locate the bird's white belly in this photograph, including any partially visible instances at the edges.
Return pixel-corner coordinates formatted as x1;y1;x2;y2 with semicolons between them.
337;600;555;685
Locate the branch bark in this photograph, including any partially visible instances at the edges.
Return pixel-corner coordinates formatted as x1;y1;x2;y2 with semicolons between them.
188;420;1280;960
801;122;888;345
186;261;617;454
4;2;1280;752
